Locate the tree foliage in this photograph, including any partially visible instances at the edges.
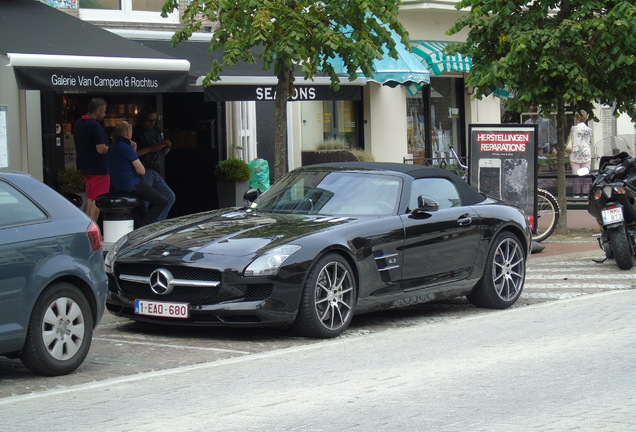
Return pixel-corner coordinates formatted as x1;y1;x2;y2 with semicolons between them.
448;0;636;229
162;0;408;180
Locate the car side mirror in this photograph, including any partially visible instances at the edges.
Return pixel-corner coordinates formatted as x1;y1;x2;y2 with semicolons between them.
244;188;261;203
410;195;439;218
418;195;439;212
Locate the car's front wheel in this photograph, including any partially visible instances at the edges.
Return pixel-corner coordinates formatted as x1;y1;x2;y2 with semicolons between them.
292;253;357;338
468;231;526;309
21;282;94;376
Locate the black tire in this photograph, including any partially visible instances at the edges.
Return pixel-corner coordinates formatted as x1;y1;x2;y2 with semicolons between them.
468;232;526;309
609;226;635;270
21;282;94;376
534;189;560;242
292;253;357;338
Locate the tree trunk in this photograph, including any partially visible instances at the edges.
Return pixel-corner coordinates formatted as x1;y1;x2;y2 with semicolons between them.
555;99;568;232
273;63;293;181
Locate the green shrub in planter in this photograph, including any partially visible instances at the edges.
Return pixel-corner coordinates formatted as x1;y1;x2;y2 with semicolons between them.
55;168;85;194
214;158;251;182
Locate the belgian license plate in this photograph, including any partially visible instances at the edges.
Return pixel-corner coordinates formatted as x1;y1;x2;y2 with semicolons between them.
134;299;190;318
601;208;624;225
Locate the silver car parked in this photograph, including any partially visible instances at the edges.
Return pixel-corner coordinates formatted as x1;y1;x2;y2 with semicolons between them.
0;170;107;376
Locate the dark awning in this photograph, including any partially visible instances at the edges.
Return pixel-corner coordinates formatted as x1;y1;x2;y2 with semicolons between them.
121;33;365;101
0;1;189;93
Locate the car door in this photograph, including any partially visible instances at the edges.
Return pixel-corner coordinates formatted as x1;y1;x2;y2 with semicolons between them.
0;179;48;348
399;177;481;291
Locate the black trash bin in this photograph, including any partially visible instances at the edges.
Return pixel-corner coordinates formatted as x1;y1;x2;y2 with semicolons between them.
96;193;140;249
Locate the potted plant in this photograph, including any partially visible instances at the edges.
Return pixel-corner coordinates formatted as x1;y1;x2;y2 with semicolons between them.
215;158;251;208
55;168;85;209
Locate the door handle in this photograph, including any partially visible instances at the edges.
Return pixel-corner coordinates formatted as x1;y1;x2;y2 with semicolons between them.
457;215;472;226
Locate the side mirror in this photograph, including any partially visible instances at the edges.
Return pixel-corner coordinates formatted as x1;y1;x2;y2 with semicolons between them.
410;195;439;218
243;188;261;203
417;195;439;212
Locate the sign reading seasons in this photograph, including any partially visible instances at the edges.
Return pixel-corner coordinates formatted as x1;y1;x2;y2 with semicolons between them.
13;67;188;93
205;84;362;102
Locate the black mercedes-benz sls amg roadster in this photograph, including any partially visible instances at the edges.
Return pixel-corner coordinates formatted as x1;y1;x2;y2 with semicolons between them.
105;162;531;338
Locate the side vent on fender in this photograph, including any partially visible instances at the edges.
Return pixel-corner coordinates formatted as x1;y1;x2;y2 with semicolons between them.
373;250;400;284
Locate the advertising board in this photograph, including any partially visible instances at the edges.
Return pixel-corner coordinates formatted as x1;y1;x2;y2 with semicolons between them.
469;124;538;223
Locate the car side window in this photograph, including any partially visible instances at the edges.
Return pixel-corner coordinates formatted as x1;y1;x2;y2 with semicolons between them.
409;178;462;210
0;180;47;228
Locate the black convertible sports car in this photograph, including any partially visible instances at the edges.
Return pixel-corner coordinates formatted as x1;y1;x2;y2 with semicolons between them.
105;162;531;338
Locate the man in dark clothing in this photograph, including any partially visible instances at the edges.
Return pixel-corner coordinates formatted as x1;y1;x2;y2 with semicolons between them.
133;106;175;221
107;121;168;227
73;97;109;223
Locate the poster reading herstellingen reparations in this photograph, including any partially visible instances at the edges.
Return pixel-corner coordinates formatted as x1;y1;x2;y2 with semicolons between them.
469;124;538;222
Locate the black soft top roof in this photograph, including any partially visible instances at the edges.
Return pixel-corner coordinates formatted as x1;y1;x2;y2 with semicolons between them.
302;162;486;205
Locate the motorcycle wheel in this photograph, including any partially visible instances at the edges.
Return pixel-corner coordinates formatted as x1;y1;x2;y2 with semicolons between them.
609;226;635;270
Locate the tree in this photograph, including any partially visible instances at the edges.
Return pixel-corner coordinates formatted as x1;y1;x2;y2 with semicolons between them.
162;0;409;180
447;0;636;230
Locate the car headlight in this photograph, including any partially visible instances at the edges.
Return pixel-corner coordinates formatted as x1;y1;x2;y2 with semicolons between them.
244;245;301;277
104;234;128;272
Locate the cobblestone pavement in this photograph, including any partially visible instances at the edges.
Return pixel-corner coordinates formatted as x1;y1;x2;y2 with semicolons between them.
0;229;633;398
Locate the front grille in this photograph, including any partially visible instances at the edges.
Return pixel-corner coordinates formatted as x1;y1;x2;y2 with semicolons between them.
116;263;221;282
115;263;221;304
118;281;219;304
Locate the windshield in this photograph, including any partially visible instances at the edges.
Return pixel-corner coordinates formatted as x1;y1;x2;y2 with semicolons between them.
253;170;402;216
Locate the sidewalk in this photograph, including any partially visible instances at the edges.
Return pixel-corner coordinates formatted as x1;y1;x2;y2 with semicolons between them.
534;209;599;258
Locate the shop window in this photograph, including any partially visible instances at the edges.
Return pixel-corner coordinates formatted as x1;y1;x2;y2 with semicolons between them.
430;77;461;164
300;100;360;150
407;94;426;161
78;0;179;23
408;77;465;166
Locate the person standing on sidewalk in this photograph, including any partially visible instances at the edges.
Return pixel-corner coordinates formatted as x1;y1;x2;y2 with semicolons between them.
107;121;168;227
569;110;593;174
132;106;175;221
73;97;109;223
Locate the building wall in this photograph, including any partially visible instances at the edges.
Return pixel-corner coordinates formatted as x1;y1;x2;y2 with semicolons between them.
0;54;44;179
363;83;409;163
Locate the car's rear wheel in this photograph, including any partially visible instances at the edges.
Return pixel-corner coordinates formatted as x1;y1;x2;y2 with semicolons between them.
292;253;356;338
21;282;94;376
468;232;526;309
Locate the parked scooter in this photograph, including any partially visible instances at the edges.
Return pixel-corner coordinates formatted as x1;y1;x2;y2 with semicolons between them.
587;152;636;269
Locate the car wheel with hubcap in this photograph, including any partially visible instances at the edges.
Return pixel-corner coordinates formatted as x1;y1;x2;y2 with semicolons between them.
21;282;94;376
292;253;357;338
468;231;526;309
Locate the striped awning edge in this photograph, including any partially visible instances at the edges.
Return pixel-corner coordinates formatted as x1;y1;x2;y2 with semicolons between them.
411;41;472;76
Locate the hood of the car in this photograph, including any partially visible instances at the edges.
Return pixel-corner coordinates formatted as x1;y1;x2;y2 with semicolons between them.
119;208;355;260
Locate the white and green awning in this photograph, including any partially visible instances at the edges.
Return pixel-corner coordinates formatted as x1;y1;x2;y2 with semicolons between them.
411;40;472;76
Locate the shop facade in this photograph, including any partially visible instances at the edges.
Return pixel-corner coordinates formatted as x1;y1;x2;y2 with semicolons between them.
3;1;516;219
21;0;632;215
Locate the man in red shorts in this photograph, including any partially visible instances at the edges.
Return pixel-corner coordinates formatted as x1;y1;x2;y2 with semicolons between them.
74;98;110;223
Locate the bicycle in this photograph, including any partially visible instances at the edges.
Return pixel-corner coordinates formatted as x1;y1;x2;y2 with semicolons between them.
448;145;560;242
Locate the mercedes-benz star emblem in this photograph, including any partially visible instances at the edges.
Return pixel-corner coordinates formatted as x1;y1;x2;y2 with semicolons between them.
149;268;174;295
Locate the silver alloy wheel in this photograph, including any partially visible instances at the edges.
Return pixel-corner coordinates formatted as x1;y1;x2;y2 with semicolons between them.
492;237;526;301
314;261;355;331
42;296;86;361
